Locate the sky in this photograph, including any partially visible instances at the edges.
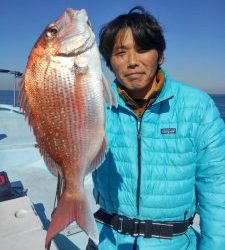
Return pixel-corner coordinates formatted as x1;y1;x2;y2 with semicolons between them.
0;0;224;93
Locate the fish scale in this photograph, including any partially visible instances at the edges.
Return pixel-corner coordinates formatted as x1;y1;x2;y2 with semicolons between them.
19;8;117;248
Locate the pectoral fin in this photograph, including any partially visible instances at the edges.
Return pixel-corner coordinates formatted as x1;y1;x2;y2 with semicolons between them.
74;57;89;75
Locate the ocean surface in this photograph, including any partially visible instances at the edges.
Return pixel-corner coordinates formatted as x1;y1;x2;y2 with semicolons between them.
0;90;224;121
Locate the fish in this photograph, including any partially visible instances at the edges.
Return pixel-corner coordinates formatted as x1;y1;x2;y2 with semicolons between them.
19;8;117;248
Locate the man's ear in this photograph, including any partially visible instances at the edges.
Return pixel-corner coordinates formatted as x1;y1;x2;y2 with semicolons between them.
158;55;164;65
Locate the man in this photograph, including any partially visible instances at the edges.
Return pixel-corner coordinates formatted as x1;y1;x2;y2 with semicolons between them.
86;6;225;250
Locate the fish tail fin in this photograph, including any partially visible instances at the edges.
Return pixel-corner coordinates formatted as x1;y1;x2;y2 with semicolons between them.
45;190;98;248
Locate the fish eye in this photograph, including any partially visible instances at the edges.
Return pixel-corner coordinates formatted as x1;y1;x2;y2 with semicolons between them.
45;26;59;38
50;28;58;35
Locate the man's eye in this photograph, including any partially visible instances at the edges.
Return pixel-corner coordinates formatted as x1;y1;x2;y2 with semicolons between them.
137;48;148;53
115;51;125;56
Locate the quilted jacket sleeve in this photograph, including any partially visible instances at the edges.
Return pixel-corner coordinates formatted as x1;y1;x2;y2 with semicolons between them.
196;97;225;250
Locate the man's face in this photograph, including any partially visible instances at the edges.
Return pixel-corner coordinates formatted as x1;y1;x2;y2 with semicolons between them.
110;28;163;99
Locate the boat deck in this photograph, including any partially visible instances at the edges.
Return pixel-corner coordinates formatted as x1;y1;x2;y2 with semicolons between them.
0;104;98;250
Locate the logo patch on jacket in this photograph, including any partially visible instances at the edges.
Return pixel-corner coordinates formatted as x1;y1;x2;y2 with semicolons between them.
161;128;176;134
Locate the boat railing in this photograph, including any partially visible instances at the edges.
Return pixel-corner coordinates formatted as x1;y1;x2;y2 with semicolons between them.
0;69;23;107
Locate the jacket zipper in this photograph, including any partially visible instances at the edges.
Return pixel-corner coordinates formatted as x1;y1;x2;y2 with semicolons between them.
136;116;142;215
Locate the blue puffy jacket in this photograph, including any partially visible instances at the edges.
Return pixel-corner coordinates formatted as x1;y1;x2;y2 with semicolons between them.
92;72;225;250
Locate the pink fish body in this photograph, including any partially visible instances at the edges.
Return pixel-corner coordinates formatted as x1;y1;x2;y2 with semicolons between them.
19;8;116;248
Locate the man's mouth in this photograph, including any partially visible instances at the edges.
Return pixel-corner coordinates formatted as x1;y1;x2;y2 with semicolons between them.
125;72;144;79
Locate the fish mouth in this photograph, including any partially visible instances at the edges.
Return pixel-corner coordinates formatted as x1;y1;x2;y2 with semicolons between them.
54;8;96;58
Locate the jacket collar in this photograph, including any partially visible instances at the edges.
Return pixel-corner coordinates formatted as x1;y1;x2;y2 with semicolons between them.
152;70;174;105
112;69;174;109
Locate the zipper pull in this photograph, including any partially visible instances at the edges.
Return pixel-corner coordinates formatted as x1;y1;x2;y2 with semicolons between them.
137;117;141;133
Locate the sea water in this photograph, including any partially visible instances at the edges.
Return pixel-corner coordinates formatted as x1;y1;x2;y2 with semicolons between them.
0;90;224;121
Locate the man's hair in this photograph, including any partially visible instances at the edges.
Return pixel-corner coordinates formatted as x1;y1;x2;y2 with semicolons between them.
99;6;166;69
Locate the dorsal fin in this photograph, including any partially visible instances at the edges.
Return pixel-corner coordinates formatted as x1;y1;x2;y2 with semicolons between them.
102;74;118;109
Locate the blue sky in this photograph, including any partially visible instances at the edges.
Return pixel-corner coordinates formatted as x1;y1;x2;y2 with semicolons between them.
0;0;224;93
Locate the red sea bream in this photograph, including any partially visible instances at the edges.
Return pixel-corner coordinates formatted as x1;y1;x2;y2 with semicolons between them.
19;8;116;248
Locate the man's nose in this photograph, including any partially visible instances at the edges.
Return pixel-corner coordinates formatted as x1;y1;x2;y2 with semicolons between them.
127;51;138;68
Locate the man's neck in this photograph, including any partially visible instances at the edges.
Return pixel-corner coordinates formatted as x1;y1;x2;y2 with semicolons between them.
118;69;165;100
117;69;165;117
